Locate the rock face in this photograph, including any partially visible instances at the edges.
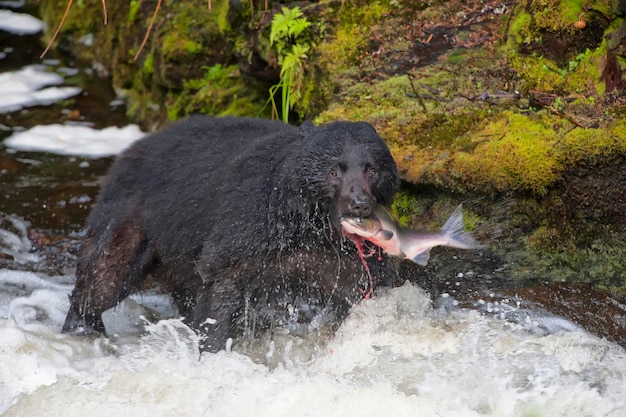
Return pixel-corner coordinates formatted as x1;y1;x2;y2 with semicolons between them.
605;1;626;90
501;283;626;348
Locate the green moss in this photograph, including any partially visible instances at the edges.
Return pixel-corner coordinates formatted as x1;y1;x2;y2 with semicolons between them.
507;54;559;92
511;0;609;35
505;0;612;97
323;23;365;68
216;0;232;33
529;0;612;32
507;41;606;95
531;0;583;32
162;34;203;57
564;46;605;94
391;190;420;227
521;234;626;286
39;0;103;46
143;54;155;75
463;211;482;233
507;10;533;48
166;64;266;121
316;75;417;124
558;118;626;165
128;0;140;23
155;1;224;69
123;0;269;122
454;111;562;195
309;0;392;102
527;225;563;251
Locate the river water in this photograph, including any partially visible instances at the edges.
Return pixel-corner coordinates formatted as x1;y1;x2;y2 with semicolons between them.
1;5;625;417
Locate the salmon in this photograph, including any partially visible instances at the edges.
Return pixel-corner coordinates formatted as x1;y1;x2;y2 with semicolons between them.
341;204;483;266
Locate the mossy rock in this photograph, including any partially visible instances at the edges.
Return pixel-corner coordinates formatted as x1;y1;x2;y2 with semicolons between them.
315;0;626;195
508;0;612;62
39;0;273;126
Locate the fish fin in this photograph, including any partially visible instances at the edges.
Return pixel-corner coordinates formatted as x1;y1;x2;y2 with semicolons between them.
410;250;431;266
440;204;484;250
440;204;465;234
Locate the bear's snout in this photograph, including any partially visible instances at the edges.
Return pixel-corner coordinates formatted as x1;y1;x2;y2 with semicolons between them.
340;174;374;218
347;193;372;217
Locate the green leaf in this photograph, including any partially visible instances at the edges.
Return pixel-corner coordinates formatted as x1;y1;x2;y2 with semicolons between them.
270;6;308;45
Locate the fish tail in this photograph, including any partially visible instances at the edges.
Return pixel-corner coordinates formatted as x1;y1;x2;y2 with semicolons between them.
440;204;483;249
410;251;431;266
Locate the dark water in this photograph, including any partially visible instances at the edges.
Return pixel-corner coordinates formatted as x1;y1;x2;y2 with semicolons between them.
0;5;128;273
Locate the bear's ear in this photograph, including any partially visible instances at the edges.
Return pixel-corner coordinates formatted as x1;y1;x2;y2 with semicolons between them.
300;120;316;136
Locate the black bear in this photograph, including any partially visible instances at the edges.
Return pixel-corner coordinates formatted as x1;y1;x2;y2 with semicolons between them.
62;116;399;352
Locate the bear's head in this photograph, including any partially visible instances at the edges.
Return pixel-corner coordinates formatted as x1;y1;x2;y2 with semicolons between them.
293;121;399;226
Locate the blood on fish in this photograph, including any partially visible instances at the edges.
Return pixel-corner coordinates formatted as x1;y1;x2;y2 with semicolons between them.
344;232;378;300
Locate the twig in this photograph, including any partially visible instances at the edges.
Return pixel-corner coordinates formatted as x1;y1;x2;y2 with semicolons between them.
133;0;163;62
101;0;108;24
546;106;588;128
40;0;74;59
468;90;521;102
405;73;427;111
418;82;440;95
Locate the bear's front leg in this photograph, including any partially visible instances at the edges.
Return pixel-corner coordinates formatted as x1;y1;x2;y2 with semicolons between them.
192;279;243;353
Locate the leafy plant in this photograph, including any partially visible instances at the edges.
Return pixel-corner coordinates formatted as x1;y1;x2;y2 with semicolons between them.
270;6;311;64
268;43;310;123
184;64;232;90
268;6;314;122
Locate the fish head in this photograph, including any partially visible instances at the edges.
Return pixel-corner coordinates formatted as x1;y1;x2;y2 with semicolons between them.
340;215;382;238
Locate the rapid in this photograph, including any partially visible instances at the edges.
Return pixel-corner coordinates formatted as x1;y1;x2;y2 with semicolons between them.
1;251;625;416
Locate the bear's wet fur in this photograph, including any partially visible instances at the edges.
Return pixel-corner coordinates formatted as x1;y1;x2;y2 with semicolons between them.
63;116;399;352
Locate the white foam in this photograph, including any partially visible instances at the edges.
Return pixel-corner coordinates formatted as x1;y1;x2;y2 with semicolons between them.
0;270;72;324
1;66;64;93
0;278;624;417
0;10;44;35
4;124;146;158
0;65;82;113
0;215;39;265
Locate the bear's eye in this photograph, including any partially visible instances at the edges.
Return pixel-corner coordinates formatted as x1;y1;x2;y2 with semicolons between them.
368;167;379;180
330;164;345;180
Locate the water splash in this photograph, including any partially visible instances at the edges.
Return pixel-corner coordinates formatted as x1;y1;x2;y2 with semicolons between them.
1;276;624;417
0;215;39;266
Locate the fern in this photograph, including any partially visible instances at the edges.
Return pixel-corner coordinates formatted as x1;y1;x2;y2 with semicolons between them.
270;7;310;48
268;6;314;122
